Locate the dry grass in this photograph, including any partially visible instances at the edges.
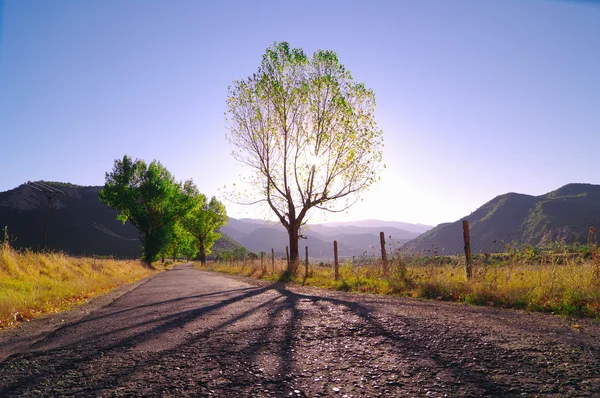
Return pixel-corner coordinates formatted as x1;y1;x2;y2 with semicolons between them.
0;242;158;329
198;254;600;320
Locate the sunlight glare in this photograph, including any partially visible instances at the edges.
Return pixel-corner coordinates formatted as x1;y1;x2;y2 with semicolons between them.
307;153;322;168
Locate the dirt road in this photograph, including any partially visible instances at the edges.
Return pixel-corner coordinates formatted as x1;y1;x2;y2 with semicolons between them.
1;263;599;397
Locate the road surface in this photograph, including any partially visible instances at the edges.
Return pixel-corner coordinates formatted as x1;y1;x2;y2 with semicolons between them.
1;263;599;397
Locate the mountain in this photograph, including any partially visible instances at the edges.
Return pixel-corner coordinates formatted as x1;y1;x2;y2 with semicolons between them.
404;183;600;255
221;218;431;259
0;182;244;258
305;224;420;240
0;181;431;260
317;219;431;234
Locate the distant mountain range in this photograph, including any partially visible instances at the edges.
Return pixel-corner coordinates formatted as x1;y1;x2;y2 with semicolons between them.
0;182;432;260
4;181;597;260
404;183;600;255
222;218;430;259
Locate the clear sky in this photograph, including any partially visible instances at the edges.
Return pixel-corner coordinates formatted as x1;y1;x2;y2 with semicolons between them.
1;0;599;226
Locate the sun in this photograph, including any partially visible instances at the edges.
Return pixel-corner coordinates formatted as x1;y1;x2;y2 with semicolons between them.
306;152;326;169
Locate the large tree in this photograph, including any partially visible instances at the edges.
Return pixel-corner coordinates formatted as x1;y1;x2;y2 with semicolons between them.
226;42;383;272
99;155;195;265
181;194;228;264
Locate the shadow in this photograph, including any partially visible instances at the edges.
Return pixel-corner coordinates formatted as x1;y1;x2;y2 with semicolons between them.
265;286;526;396
67;286;259;327
0;271;547;396
0;280;277;394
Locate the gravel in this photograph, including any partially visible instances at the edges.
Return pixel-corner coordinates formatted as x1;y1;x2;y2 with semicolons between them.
0;263;598;397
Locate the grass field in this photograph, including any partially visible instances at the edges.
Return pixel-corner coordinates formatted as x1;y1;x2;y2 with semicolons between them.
199;251;600;320
0;242;158;329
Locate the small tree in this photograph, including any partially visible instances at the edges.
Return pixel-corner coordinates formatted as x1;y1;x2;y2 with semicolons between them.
181;195;228;264
100;155;195;266
216;251;232;262
160;222;198;262
226;42;383;273
233;246;248;261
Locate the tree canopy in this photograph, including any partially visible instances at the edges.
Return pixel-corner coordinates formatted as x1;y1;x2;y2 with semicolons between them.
181;194;228;264
160;222;198;262
99;155;196;264
226;41;383;272
100;155;233;265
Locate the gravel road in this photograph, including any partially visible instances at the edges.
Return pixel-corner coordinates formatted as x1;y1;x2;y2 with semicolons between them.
1;263;599;397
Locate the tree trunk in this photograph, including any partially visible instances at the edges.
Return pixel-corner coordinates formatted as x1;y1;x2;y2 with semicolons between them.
199;245;207;264
288;222;300;274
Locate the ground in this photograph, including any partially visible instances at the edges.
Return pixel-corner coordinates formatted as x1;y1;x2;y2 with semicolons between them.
0;264;599;397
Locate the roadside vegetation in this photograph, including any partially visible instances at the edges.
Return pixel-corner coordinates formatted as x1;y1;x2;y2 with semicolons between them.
0;241;158;329
198;243;600;320
100;155;227;265
0;154;228;330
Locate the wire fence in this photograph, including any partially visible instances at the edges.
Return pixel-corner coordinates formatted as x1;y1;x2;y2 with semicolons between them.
211;219;600;281
391;216;600;255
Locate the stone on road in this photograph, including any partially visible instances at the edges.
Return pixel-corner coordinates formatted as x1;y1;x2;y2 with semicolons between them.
1;263;599;397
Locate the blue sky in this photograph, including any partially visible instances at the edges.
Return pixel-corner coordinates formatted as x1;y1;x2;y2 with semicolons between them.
1;0;599;226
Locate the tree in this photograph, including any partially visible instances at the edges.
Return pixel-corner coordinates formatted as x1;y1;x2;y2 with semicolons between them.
232;246;248;261
181;195;228;264
99;155;195;265
216;251;232;262
160;222;198;262
226;42;383;273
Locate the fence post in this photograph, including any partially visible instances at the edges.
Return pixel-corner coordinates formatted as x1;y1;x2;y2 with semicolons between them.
380;232;388;276
285;246;290;271
334;240;339;281
271;248;275;273
463;220;472;279
305;246;309;278
261;251;264;271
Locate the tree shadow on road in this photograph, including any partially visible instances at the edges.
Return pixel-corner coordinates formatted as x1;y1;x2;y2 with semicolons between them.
0;277;531;396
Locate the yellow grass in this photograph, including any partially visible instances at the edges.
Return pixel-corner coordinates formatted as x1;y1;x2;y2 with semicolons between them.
198;255;600;319
0;243;158;329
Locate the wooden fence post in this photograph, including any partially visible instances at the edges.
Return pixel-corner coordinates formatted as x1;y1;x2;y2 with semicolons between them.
380;232;388;276
463;220;472;279
305;246;309;278
261;251;265;272
271;248;275;273
334;240;339;281
285;246;290;271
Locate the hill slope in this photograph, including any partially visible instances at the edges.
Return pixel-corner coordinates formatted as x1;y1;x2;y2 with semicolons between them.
221;218;430;259
404;183;600;255
0;182;244;258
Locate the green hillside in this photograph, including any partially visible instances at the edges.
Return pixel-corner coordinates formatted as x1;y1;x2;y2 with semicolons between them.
405;183;600;255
